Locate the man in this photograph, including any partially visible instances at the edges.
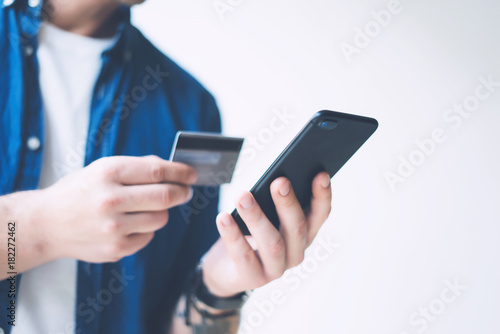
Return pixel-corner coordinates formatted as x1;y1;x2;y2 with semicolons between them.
0;0;332;333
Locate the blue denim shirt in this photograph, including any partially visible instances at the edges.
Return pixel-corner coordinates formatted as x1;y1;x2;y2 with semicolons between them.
0;1;221;333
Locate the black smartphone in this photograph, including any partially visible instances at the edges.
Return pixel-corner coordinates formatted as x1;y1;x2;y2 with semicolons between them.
232;110;378;235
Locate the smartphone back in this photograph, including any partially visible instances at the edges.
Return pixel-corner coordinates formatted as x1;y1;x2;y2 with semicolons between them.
232;110;378;235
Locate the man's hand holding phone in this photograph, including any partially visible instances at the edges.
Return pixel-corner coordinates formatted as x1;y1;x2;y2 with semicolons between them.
202;171;332;297
201;110;377;297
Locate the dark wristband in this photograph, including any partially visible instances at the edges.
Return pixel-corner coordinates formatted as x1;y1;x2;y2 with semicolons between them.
191;264;247;311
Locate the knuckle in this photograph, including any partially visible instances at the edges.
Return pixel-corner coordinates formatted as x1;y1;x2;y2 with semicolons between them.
97;191;122;212
267;237;285;256
293;219;308;238
158;187;172;207
282;195;298;208
240;248;256;265
149;163;164;183
149;186;171;207
102;218;121;235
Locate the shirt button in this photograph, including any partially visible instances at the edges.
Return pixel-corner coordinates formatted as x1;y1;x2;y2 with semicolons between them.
24;44;34;57
97;87;105;100
3;0;14;6
28;0;39;7
27;136;41;151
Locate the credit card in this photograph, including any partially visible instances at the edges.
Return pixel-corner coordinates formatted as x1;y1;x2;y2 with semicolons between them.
169;131;244;186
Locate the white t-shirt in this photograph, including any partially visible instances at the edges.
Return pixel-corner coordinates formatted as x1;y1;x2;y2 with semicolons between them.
13;23;117;334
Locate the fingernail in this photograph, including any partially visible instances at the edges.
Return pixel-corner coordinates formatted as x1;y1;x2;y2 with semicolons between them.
239;194;254;209
220;214;232;227
279;180;290;197
187;187;194;200
321;174;330;188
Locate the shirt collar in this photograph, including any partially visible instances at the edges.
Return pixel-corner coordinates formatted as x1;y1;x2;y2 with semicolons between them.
10;0;134;63
102;5;134;63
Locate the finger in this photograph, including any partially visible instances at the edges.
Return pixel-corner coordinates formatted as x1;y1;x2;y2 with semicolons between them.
270;177;308;268
307;172;332;244
105;232;155;261
101;183;193;213
122;232;155;257
236;192;286;280
120;210;169;234
96;156;197;186
216;213;266;287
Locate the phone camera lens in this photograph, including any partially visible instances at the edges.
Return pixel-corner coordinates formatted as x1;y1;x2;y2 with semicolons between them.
318;120;338;130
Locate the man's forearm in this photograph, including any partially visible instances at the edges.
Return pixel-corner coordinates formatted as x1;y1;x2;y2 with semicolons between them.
169;295;241;334
0;190;53;280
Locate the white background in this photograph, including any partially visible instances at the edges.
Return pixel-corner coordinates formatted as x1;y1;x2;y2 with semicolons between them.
133;1;500;333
